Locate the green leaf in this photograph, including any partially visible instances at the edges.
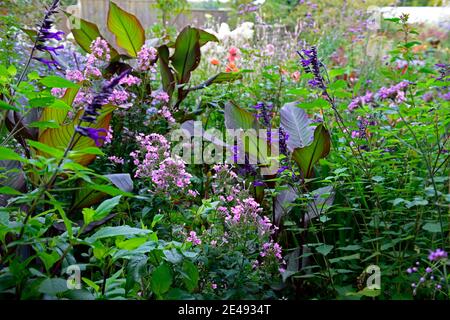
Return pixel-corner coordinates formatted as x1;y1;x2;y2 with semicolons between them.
224;102;258;130
65;11;119;60
27;139;64;159
107;1;145;57
0;101;19;112
86;226;150;242
158;45;175;96
117;237;147;250
292;124;331;178
41;76;78;88
82;208;96;226
38;278;69;295
198;29;219;46
38;251;60;271
82;277;100;292
316;244;333;256
163;248;183;264
286;88;309;97
171;26;201;84
39;105;115;165
0;186;22;195
151;214;164;228
151;263;173;297
94;196;122;220
181;260;199;293
347;287;381;297
0;147;23;161
422;222;442;233
190;72;242;91
29;120;60;129
20;28;38;41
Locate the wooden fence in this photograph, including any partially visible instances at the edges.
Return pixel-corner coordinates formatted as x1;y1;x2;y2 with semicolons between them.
66;0;229;34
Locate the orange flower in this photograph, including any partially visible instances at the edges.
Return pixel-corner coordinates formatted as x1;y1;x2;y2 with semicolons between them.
210;58;220;65
225;62;239;73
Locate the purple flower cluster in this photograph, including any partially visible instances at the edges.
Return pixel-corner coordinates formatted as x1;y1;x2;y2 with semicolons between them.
348;91;374;111
351;115;377;140
428;248;448;261
435;63;449;82
278;127;289;156
151;157;192;190
406;259;447;296
376;80;409;103
75;70;129;145
259;241;286;273
187;231;201;246
131;133;171;177
298;47;326;90
33;0;64;69
130;133;192;192
137;45;157;72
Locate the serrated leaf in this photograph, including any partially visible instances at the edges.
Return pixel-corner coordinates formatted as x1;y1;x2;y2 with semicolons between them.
316;244;333;256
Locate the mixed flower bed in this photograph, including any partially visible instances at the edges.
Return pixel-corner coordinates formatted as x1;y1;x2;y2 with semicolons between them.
0;0;448;300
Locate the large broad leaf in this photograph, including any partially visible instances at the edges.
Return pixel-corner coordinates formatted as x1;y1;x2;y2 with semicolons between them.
157;45;175;96
292;124;331;178
39;87;79;131
170;26;201;84
224;102;258;130
38;106;115;165
65;12;119;60
280;102;315;151
107;1;145;57
306;185;335;223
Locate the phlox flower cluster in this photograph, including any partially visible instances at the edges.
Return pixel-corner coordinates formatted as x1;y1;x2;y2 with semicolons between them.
137;45;157;72
131;133;191;191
